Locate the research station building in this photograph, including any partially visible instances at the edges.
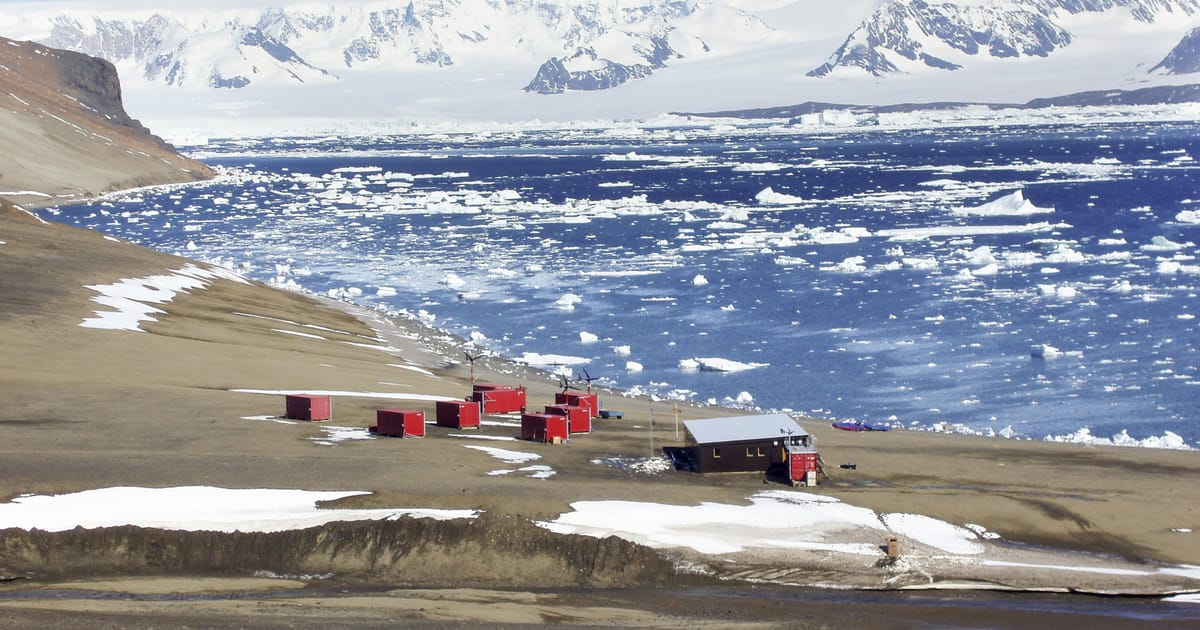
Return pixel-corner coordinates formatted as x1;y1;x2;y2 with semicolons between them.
683;413;818;484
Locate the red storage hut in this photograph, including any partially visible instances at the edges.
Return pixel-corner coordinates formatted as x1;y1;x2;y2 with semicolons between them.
285;394;331;421
436;399;481;429
544;403;591;434
787;445;819;487
472;384;526;414
555;392;599;418
521;413;568;444
372;409;425;438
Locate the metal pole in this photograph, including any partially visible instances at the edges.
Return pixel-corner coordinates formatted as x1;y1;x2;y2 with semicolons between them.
649;397;654;459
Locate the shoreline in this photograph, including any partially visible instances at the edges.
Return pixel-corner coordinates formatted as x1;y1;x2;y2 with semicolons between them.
4;173;1200;628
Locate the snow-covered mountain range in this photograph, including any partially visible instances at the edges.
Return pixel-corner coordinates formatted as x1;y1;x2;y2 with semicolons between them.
1;0;1198;123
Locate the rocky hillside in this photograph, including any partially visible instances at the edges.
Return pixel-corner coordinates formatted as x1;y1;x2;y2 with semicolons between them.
0;36;211;208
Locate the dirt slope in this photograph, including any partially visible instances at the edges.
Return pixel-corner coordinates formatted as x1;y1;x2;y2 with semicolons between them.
0;36;211;208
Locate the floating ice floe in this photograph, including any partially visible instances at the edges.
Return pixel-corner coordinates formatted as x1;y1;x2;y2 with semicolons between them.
876;222;1059;241
80;263;249;332
0;486;477;533
555;292;582;310
1142;236;1189;252
755;186;804;205
952;190;1051;216
692;274;709;286
679;357;768;372
1037;284;1079;300
579;331;599;344
1044;428;1193;450
626;361;644;373
1157;260;1200;275
1032;343;1080;357
1177;210;1200;224
952;190;1053;216
516;352;589;370
825;256;867;273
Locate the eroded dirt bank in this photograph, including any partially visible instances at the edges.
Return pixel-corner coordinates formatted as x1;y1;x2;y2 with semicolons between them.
0;514;690;589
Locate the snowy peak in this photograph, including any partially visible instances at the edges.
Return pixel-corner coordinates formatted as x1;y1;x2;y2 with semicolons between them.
809;0;1200;78
46;13;334;89
1152;26;1200;73
28;1;772;93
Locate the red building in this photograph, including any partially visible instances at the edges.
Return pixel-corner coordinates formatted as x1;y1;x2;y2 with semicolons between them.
436;399;481;429
555;391;599;418
372;409;425;438
521;413;568;443
544;403;591;434
472;384;526;414
285;394;331;421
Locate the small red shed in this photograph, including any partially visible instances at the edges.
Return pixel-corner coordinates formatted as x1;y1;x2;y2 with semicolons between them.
555;391;599;418
521;413;568;443
285;394;331;421
787;446;819;486
371;409;425;438
472;384;526;414
544;404;591;434
436;399;481;429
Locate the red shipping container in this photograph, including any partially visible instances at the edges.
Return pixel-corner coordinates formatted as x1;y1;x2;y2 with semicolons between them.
472;384;526;414
544;404;591;434
436;399;481;429
521;413;568;443
374;409;425;438
790;450;819;483
564;392;599;418
285;394;331;421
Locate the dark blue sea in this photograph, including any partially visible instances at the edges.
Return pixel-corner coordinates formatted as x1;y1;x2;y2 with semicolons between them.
42;119;1200;448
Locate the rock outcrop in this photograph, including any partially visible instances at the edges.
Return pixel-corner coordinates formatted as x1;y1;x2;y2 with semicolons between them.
0;36;211;207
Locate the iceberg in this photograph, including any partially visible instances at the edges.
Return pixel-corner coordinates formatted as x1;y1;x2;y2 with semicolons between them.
755;187;804;205
679;357;768;372
953;190;1053;216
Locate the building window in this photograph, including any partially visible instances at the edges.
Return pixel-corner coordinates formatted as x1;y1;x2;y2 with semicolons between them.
713;448;721;458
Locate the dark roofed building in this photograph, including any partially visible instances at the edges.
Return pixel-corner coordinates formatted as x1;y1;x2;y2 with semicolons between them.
683;414;818;484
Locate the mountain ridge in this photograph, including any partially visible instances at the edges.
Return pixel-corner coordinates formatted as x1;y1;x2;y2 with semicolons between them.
0;35;212;207
2;1;1198;121
670;82;1200;119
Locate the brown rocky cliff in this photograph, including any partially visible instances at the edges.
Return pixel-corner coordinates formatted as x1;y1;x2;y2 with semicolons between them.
0;36;212;207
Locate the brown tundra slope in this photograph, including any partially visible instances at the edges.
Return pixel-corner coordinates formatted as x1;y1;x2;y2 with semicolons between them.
0;35;211;208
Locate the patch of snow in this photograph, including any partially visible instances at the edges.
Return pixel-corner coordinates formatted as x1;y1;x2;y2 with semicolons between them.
881;513;984;555
0;486;477;532
310;425;373;446
80;263;248;331
448;433;517;441
463;444;541;464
